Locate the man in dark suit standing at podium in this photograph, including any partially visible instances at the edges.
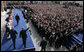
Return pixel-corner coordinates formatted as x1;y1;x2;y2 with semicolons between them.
20;28;29;48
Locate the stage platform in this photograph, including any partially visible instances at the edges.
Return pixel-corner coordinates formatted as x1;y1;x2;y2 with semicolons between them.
65;33;83;50
1;9;35;51
73;34;83;43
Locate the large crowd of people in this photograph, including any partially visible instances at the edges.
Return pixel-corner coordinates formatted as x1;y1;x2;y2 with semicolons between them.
9;4;83;51
28;4;83;51
29;4;83;38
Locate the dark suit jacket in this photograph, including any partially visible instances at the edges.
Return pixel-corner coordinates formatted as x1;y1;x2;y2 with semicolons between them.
40;40;47;48
20;28;29;39
9;29;17;39
5;17;9;22
15;15;20;21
